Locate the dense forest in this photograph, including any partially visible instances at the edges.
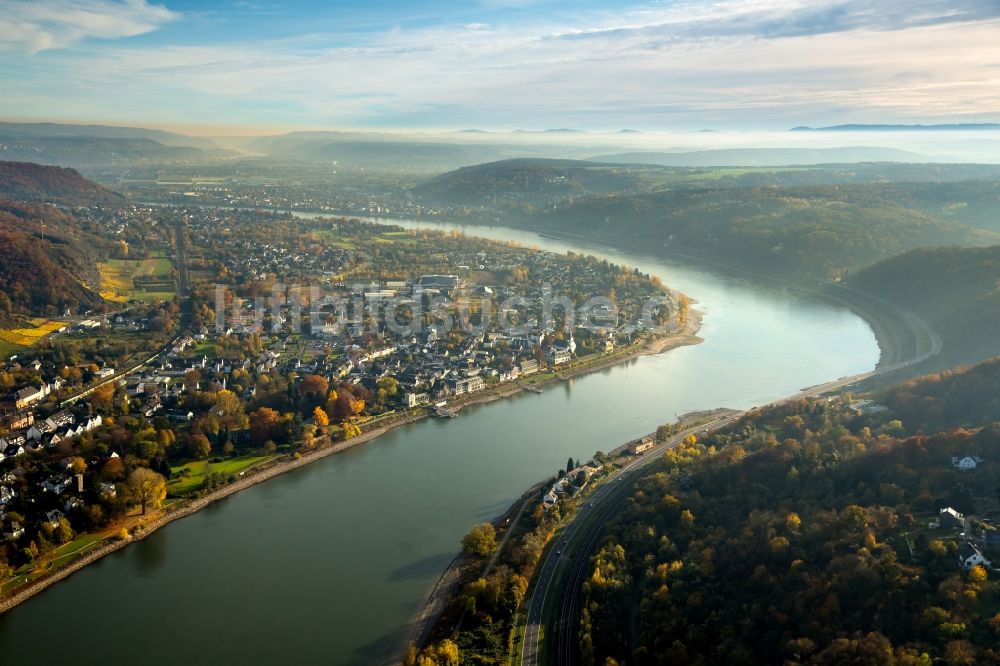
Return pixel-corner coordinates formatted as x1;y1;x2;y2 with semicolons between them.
579;360;1000;665
850;245;1000;368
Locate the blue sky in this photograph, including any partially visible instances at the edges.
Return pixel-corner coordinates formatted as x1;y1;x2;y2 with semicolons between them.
1;0;998;132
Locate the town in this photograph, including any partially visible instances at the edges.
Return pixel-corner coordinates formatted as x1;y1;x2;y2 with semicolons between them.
0;205;686;588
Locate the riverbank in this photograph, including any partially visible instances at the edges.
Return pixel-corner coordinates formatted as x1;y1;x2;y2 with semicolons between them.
0;316;701;615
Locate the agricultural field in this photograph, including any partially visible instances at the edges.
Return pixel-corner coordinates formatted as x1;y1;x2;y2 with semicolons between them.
97;256;175;303
0;318;66;357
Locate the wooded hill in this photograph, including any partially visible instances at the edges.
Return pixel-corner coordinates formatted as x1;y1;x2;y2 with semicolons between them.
0;162;136;321
0;161;127;207
414;160;1000;280
533;185;998;280
0;200;105;321
851;245;1000;368
579;358;1000;665
414;158;646;205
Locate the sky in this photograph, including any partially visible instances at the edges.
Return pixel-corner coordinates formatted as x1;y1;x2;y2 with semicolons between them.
1;0;999;133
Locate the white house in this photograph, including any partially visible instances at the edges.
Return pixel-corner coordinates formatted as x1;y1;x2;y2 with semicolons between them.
405;392;430;408
959;543;991;570
952;456;982;471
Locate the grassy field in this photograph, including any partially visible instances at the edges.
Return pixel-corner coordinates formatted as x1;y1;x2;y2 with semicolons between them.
0;532;107;594
98;256;175;303
0;318;66;358
315;230;357;249
168;455;273;495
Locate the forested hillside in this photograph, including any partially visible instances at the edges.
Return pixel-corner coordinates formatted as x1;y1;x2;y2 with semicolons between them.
851;246;1000;367
414;159;1000;280
883;358;1000;433
0;163;137;321
534;186;998;280
414;158;645;205
0;161;126;206
579;360;1000;665
0;200;105;320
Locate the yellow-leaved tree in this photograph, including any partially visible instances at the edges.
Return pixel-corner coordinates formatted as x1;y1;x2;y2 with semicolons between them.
128;468;166;515
313;405;330;428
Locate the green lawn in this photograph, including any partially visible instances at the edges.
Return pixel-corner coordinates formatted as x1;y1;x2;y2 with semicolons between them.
0;339;25;359
132;289;176;302
523;372;556;384
168;455;273;495
133;257;173;277
192;339;218;356
47;533;106;568
0;532;107;594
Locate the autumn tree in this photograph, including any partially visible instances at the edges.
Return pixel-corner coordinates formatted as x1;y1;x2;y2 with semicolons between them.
250;407;281;446
215;389;244;418
462;523;497;557
100;456;125;480
189;433;212;459
128;468;166;515
313;405;329;428
301;374;329;401
89;383;116;412
68;457;87;475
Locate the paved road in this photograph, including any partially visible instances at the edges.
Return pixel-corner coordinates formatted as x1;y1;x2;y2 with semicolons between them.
519;356;936;666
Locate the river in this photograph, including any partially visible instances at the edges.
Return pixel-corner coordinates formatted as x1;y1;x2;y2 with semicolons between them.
0;217;879;665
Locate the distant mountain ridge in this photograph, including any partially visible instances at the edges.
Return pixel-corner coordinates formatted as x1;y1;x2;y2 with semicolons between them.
587;146;929;166
792;123;1000;132
0;122;217;149
0;122;233;168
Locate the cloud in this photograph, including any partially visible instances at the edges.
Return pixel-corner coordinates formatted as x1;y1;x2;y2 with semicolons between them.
0;0;177;54
1;0;999;128
545;0;1000;44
